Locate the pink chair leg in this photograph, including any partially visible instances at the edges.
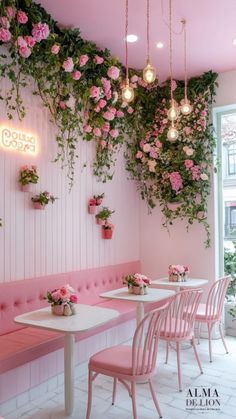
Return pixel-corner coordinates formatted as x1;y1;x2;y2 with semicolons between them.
86;370;93;419
131;382;137;419
207;323;213;362
165;341;169;364
176;342;182;392
191;338;203;374
112;378;117;405
219;322;229;354
148;379;162;418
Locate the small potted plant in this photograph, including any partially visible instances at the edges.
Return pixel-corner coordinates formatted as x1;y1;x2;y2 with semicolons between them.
96;207;114;225
88;198;97;214
45;284;78;316
19;165;39;192
94;193;105;206
123;273;151;294
31;191;57;210
168;264;189;282
101;221;114;239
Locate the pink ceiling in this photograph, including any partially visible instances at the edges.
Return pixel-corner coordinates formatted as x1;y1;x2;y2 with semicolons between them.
39;0;236;82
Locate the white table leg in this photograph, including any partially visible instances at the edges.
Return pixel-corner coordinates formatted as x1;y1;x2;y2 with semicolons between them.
136;302;144;325
64;334;75;417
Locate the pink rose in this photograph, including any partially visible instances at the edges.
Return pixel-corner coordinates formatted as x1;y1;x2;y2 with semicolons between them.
0;17;10;28
155;139;162;148
147;160;157;173
136;151;143;159
143;143;151;152
184;159;194;169
17;10;28;24
79;54;89;66
72;70;81;80
94;55;104;64
70;294;78;303
0;28;11;42
110;129;119;138
150;150;158;159
17;36;27;48
62;57;74;73
131;75;138;83
102;122;110;132
116;110;124;118
19;46;31;58
25;36;36;48
90;86;100;99
83;124;92;133
51;44;60;54
5;6;16;19
59;101;66;110
169;171;183;192
98;99;107;108
100;140;106;149
103;111;114;121
31;22;50;42
107;66;120;80
127;107;134;114
51;290;61;302
108;143;113;151
93;128;102;137
108;107;116;115
183;126;191;135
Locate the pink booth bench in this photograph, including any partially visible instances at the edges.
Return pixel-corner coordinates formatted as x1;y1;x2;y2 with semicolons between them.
1;261;155;404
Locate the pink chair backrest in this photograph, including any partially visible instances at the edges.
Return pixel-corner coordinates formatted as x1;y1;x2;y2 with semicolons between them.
205;276;231;320
162;289;203;339
131;302;171;376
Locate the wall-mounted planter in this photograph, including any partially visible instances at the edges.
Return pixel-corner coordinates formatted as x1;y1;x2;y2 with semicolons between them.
33;202;45;210
102;228;113;239
21;184;33;192
88;204;96;214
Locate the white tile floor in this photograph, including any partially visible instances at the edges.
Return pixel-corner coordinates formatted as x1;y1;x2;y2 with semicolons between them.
1;336;236;419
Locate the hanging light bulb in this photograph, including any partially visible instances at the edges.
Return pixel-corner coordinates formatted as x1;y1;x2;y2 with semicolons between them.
143;0;157;84
121;0;134;103
167;100;179;121
121;80;135;103
180;20;192;116
167;123;179;142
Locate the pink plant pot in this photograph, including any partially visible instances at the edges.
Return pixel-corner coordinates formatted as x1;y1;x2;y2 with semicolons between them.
51;304;64;316
102;228;113;239
21;184;33;192
96;217;104;225
33;202;45;210
88;205;96;214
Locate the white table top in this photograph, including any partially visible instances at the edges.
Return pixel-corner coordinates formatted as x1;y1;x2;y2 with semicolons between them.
14;304;119;334
151;278;208;289
100;287;175;303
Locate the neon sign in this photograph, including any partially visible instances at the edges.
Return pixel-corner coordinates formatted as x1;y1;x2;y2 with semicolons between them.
0;126;37;155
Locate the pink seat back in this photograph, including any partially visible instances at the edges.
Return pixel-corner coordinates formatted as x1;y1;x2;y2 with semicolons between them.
205;276;231;321
131;302;171;376
162;289;203;339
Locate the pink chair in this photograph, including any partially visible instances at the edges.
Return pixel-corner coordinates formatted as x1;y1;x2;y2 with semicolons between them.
86;303;172;419
160;288;203;392
195;276;231;362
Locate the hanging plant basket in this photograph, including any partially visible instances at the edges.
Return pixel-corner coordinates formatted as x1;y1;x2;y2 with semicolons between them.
102;228;113;239
33;202;45;210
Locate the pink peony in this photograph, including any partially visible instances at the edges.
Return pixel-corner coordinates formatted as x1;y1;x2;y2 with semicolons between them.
0;17;10;28
72;70;81;80
98;99;107;108
103;111;115;121
62;57;74;72
0;27;11;42
70;294;78;303
25;36;36;48
5;6;16;19
17;10;28;24
19;46;31;58
32;22;50;42
127;107;134;114
116;110;124;118
94;55;104;64
83;124;92;133
51;44;60;54
90;86;100;99
184;159;194;169
169;171;183;192
17;36;27;48
102;122;110;132
107;66;120;80
79;54;89;66
93;127;102;137
110;129;119;138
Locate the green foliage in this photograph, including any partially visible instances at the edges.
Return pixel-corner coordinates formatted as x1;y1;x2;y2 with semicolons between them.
96;206;114;221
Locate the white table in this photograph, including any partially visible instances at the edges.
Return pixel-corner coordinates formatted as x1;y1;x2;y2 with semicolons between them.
14;304;119;417
151;277;208;293
100;287;175;325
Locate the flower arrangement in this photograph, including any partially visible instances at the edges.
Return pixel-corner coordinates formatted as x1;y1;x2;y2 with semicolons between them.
88;198;97;214
101;221;114;239
19;165;39;185
94;193;104;205
31;191;57;209
96;207;114;223
168;264;189;282
123;273;151;294
45;284;78;316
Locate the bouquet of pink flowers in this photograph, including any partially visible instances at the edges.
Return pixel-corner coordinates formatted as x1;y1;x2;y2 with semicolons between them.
19;165;39;185
46;284;78;306
168;264;189;282
123;273;151;287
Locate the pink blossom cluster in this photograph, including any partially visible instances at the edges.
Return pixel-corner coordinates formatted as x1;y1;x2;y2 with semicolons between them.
190;165;201;180
13;20;50;58
169;171;183;192
47;284;78;306
168;264;189;275
123;273;151;287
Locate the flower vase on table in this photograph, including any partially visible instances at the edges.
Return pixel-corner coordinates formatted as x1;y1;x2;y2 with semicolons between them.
46;284;78;316
168;265;189;282
123;273;151;294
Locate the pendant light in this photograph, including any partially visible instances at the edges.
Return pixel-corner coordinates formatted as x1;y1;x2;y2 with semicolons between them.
180;19;192;116
167;0;179;141
121;0;134;103
143;0;156;84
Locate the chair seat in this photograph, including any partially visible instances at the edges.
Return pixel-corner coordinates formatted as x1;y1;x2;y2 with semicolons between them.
195;303;218;321
90;345;133;375
160;317;192;339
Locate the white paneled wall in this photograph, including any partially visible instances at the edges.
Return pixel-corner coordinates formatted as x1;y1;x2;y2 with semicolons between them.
0;78;140;282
